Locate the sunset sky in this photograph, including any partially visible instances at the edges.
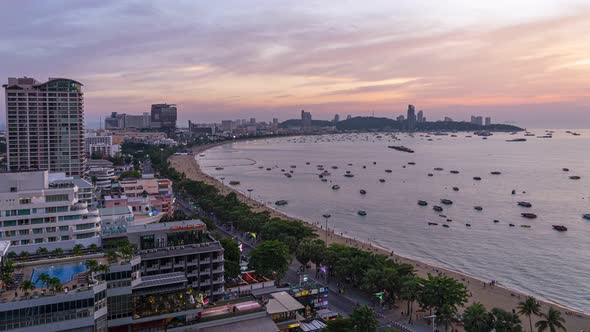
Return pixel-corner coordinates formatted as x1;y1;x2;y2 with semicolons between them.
1;0;590;128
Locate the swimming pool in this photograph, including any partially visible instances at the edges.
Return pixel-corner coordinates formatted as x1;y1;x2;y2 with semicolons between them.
31;263;87;287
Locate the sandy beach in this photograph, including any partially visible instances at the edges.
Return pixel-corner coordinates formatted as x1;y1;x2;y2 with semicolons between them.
170;142;590;332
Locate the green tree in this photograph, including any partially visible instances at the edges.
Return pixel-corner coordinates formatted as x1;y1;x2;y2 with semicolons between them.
52;248;64;255
400;276;422;323
36;247;48;255
350;305;378;332
296;238;326;269
19;280;35;297
48;277;63;294
36;273;52;289
463;302;492;332
419;275;468;316
248;240;290;281
220;238;242;280
518;297;542;332
535;308;566;332
491;308;522;332
322;317;355;332
88;244;98;250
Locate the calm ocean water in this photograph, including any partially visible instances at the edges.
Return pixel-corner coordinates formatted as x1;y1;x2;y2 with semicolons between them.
198;130;590;312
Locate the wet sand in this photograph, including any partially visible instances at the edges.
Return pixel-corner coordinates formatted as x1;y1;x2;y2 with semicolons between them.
170;143;590;331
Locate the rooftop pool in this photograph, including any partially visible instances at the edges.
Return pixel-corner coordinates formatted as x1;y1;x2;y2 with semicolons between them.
31;263;87;287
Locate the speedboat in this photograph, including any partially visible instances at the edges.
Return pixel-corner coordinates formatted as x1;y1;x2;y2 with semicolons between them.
275;200;288;206
562;168;569;172
521;213;537;219
418;200;428;206
452;187;459;191
440;199;453;205
583;214;590;220
490;171;502;175
385;169;392;173
332;185;340;190
474;206;483;211
442;224;450;228
358;210;367;216
433;206;443;212
450;170;460;174
434;167;444;171
465;223;471;227
552;225;567;232
428;222;438;226
379;179;386;183
517;201;532;208
509;223;515;227
428;173;434;177
493;220;500;223
569;176;581;180
360;189;367;195
344;174;354;178
473;176;482;181
408;162;416;165
215;167;224;170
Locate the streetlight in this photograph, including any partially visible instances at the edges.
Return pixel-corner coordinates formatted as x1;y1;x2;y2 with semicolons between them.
322;214;331;247
425;314;437;332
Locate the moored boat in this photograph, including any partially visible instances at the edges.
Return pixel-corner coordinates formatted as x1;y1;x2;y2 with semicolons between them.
428;222;438;226
473;176;482;181
517;201;532;208
433;205;443;212
569;175;581;180
552;225;567;231
521;213;537;219
358;210;367;216
474;206;483;211
332;185;340;190
452;187;459;191
275;200;288;206
229;181;241;185
418;200;428;206
583;214;590;220
379;179;386;183
490;171;502;175
440;199;453;205
450;170;460;174
388;145;415;153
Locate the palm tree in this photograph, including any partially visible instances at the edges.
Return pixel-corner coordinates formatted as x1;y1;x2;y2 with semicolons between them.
52;248;64;255
350;305;378;332
48;277;62;294
491;308;522;332
518;297;542;332
36;273;52;289
535;308;566;332
19;280;35;297
72;244;84;256
463;302;492;332
36;247;48;255
399;276;422;323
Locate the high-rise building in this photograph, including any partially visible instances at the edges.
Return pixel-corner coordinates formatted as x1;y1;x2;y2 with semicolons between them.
417;110;424;123
396;115;405;122
476;116;483;126
406;104;416;131
150;103;177;131
301;110;312;130
3;77;87;177
346;114;352;120
250;118;256;125
105;112;126;129
444;117;453;122
333;114;340;123
272;118;279;125
0;170;100;253
220;120;233;133
485;117;492;126
85;133;120;157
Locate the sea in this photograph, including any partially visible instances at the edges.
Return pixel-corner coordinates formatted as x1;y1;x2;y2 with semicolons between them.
197;130;590;312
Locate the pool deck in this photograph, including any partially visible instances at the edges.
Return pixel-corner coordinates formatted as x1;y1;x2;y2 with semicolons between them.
0;256;109;303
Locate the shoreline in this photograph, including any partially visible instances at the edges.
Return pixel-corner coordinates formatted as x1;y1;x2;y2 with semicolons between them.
169;140;590;331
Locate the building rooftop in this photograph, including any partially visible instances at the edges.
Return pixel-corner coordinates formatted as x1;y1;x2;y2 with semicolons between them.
98;206;133;216
127;219;206;234
134;272;187;290
200;315;279;332
266;292;304;314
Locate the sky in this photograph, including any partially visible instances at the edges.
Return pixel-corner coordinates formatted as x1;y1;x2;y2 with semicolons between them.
1;0;590;128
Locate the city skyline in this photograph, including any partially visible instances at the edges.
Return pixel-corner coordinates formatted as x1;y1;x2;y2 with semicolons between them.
2;1;590;128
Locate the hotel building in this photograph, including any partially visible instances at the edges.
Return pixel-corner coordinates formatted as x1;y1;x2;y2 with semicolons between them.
3;77;87;178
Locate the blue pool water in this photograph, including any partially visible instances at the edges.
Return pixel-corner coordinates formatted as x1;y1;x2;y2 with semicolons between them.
31;263;87;287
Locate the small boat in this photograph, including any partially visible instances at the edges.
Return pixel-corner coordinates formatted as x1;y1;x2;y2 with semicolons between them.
215;167;224;170
446;219;452;222
433;206;443;212
360;189;367;195
358;210;367;216
362;166;367;169
418;200;428;206
490;171;502;175
521;225;531;228
285;173;292;178
474;206;483;211
385;169;393;173
511;190;516;195
442;224;450;228
521;213;537;219
258;166;264;169
428;222;438;226
552;225;567;232
289;170;294;173
344;174;354;178
332;166;338;169
506;138;527;142
348;163;353;166
388;145;415;153
439;214;447;218
473;177;482;181
509;223;515;227
379;179;386;183
569;176;581;180
452;187;459;191
450;170;460;174
275;200;288;206
493;220;500;223
583;214;590;220
332;185;340;190
229;181;241;185
517;201;532;208
408;162;416;165
373;162;377;165
306;162;310;165
428;173;434;177
266;168;271;171
465;223;471;227
321;178;328;182
440;199;453;205
434;167;444;171
562;168;569;172
290;165;296;168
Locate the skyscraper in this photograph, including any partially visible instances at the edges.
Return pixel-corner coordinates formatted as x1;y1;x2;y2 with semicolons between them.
485;117;492;126
3;77;87;177
417;110;424;123
150;103;177;131
301;110;312;130
333;114;340;123
406;104;416;131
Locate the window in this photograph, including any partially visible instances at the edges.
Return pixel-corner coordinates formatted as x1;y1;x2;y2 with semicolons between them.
59;226;69;231
17;209;30;216
18;229;28;235
48;237;57;242
3;220;16;227
46;194;69;202
61;236;70;241
31;218;43;224
45;227;56;233
35;238;43;244
33;228;43;234
18;198;31;204
76;232;95;239
76;223;95;230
